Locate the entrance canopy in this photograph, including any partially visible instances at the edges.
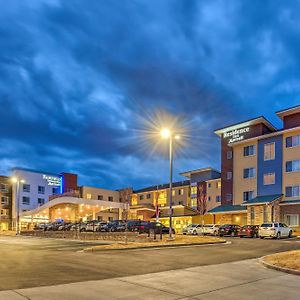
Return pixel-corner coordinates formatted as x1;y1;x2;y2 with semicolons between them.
20;196;129;223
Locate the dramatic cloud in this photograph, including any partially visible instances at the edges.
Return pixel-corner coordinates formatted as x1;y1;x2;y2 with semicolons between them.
0;0;299;189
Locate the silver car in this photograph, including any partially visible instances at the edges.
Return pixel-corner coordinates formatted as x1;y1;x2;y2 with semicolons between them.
182;224;201;235
259;222;293;239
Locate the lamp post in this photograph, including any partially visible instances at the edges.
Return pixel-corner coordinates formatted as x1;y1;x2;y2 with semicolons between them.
11;177;25;235
160;129;180;240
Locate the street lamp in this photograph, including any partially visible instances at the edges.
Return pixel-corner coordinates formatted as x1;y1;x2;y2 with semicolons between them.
160;128;180;240
11;177;25;235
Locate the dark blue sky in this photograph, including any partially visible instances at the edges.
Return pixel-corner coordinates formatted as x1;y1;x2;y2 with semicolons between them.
1;0;299;189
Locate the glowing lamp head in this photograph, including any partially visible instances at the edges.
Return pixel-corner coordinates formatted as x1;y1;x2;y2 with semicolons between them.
160;128;171;139
11;177;18;183
174;135;180;140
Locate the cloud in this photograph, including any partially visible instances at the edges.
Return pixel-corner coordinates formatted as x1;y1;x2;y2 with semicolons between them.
0;0;299;188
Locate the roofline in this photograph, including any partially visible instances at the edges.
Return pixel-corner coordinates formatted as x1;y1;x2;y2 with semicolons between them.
180;167;220;178
11;167;60;177
230;125;300;147
133;180;190;193
276;104;300;120
214;116;277;137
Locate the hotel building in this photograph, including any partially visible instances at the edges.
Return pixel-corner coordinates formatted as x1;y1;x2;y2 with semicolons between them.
209;105;300;230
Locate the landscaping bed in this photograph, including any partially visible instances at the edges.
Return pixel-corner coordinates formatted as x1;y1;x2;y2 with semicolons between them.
262;250;300;275
84;235;226;252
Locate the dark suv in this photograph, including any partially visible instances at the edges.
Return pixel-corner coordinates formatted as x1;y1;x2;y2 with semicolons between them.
218;224;241;237
146;222;175;235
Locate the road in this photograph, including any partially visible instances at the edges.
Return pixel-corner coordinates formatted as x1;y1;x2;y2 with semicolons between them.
0;235;299;291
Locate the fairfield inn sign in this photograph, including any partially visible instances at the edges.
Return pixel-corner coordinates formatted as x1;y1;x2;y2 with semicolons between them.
223;127;250;144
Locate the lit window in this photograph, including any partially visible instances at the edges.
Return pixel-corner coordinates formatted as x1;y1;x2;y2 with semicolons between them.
286;135;300;148
179;189;184;195
86;193;92;200
190;186;197;195
216;181;221;189
286;214;299;227
172;190;176;196
286;186;300;198
263;173;275;185
0;184;8;192
264;143;275;161
286;160;300;172
244;145;256;156
227;172;232;180
243;168;256;179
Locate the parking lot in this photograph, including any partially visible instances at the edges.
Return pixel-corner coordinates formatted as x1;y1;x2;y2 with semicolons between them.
0;235;300;291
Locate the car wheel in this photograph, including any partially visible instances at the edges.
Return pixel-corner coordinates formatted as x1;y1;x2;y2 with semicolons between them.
213;231;217;236
231;232;235;237
259;236;264;239
276;232;281;240
288;231;292;238
239;235;243;238
193;230;197;235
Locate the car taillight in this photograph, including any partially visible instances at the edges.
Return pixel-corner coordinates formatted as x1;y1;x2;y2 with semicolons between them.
140;226;144;229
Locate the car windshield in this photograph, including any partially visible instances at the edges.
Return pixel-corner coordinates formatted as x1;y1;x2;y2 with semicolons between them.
261;223;273;227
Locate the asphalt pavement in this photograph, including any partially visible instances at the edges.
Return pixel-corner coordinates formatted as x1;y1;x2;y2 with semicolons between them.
0;235;299;291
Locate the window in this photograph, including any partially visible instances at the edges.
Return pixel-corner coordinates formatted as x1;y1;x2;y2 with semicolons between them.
190;186;197;195
250;207;255;224
286;214;299;227
0;183;8;192
208;183;211;188
108;217;113;221
216;195;221;202
208;196;211;202
38;186;45;194
286;135;300;148
226;194;232;201
86;193;92;200
286;186;300;198
244;145;256;156
179;189;184;195
178;201;183;205
286;160;300;172
98;195;103;200
1;196;8;205
38;198;45;205
264;142;275;161
108;196;113;202
216;181;221;189
227;151;233;159
0;209;8;216
52;187;59;194
227;172;232;180
147;193;151;199
139;195;144;200
172;190;176;196
243;168;256;179
23;184;30;193
263;173;275;185
22;196;30;205
243;191;254;202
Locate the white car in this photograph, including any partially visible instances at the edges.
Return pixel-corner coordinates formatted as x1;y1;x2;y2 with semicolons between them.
259;222;293;239
182;224;201;235
201;224;220;236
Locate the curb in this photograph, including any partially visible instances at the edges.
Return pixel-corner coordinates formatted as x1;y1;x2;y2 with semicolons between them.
84;240;227;252
259;255;300;276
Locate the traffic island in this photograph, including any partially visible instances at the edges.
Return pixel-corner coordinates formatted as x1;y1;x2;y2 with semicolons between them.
260;250;300;276
84;235;226;252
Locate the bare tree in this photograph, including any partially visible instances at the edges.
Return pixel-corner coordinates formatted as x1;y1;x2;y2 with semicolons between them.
197;183;207;235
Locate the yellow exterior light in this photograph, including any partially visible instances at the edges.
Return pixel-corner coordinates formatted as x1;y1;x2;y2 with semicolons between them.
11;177;18;183
174;135;180;140
160;128;171;139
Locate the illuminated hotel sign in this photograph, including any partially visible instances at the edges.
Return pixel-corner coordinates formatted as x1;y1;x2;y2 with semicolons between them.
42;175;62;186
223;127;250;144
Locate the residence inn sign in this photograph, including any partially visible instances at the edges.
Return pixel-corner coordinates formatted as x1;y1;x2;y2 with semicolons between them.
223;127;250;144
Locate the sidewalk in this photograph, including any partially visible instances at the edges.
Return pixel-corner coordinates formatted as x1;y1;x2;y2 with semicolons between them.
1;259;299;300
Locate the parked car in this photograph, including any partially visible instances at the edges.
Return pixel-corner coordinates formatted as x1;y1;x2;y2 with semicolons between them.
259;222;293;239
238;225;259;238
146;222;175;235
182;224;201;235
44;222;63;231
34;223;48;230
218;224;241;237
104;220;124;232
57;222;72;231
202;224;220;236
83;221;108;232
